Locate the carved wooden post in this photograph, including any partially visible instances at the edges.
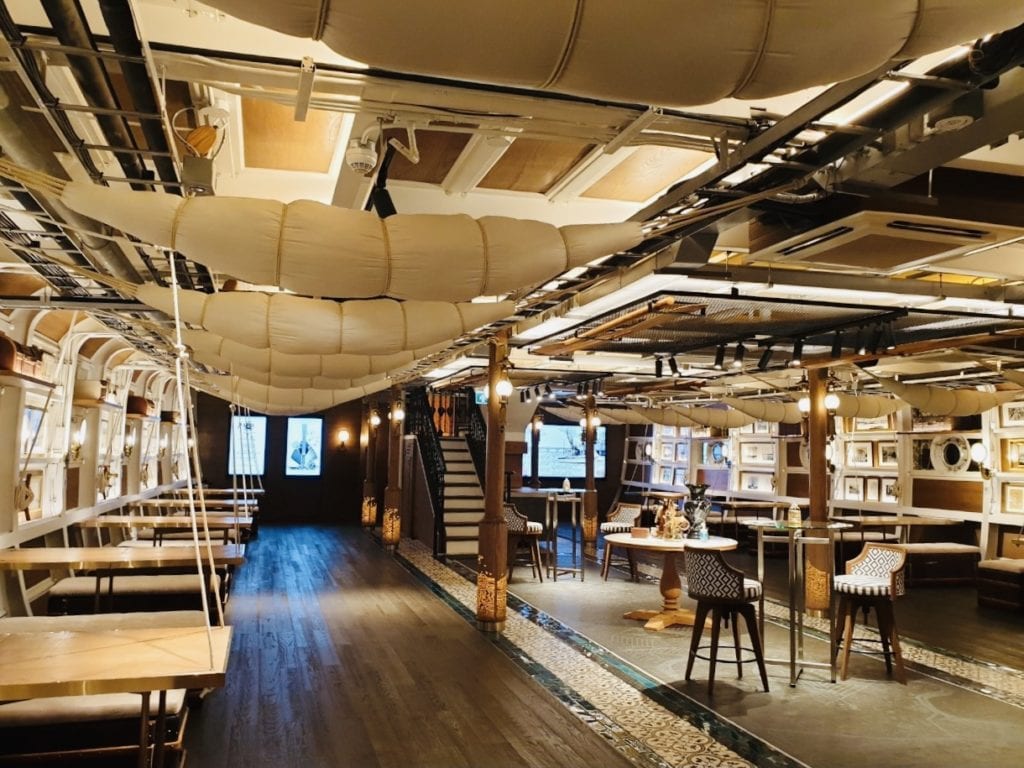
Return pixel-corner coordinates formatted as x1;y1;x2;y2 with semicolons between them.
806;369;831;612
382;388;404;551
529;416;541;489
582;393;598;544
476;333;509;632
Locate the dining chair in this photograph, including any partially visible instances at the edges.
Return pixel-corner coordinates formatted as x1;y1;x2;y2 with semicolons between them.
600;502;643;581
503;503;544;582
683;547;769;695
833;543;908;683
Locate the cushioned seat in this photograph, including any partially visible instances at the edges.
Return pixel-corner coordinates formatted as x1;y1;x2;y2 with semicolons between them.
834;544;907;683
683;548;769;695
600;502;643;581
504;503;543;582
892;542;980;586
977;558;1024;611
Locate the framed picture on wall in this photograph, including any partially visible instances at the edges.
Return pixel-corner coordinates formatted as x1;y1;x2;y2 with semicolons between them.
881;479;900;503
1002;402;1024;428
877;441;898;467
850;414;894;432
660;442;676;461
660;425;677;437
846;442;873;467
285;417;323;477
228;415;267;476
675;441;690;463
740;472;774;492
658;466;673;485
1004;484;1024;513
864;478;880;502
843;476;863;501
673;468;687;486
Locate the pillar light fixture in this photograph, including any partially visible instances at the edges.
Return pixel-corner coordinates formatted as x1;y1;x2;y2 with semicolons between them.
731;343;745;369
390;405;405;422
369;411;382;428
495;372;513;400
713;345;725;370
824;392;840;412
797;395;811;414
970;442;993;479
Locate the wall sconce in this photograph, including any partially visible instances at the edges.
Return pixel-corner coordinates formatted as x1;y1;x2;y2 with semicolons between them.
970;442;993;479
390;405;405;423
369;411;382;429
123;432;135;458
337;427;351;451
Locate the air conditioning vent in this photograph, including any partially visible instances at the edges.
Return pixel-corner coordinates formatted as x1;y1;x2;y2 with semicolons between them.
887;220;988;239
777;226;854;256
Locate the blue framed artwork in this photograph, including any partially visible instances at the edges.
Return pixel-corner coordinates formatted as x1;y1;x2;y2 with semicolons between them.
286;417;323;477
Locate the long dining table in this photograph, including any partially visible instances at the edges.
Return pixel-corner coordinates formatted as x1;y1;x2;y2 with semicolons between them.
80;516;252;545
0;544;246;572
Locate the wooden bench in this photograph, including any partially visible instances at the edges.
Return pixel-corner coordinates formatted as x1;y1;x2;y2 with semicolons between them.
0;612;204;766
891;542;981;586
977;558;1024;612
47;572;224;617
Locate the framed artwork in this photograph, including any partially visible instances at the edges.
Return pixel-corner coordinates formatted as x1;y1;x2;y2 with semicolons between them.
740;441;775;465
877;441;898;467
850;414;893;432
846;442;873;468
675;441;689;463
738;423;755;434
285;417;323;477
739;472;774;492
658;466;673;485
864;478;880;502
660;442;676;461
881;479;900;503
228;415;267;476
1005;439;1024;471
910;408;953;433
660;425;677;437
753;421;772;435
673;468;687;486
1004;484;1024;513
844;476;863;501
1002;402;1024;428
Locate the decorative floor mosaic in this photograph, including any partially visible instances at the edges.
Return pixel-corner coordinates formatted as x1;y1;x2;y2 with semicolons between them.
396;537;1024;768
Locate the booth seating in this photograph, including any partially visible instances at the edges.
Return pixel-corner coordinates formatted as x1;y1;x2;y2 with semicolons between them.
47;572;224;617
977;558;1024;611
600;502;643;581
0;611;204;766
892;542;981;586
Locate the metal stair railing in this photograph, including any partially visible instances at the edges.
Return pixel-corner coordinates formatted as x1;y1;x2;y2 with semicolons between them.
405;388;447;558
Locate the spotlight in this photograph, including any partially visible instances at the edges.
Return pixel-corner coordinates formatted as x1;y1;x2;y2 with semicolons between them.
668;357;680;377
731;343;745;369
544;384;553;398
519;390;526;403
655;358;664;378
882;322;896;351
534;385;542;399
790;339;804;367
713;345;725;370
524;388;532;403
757;346;773;371
868;325;883;354
577;382;585;396
855;327;867;355
831;331;843;359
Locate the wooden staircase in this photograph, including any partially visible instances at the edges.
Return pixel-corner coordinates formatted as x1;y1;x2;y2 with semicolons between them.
440;436;484;557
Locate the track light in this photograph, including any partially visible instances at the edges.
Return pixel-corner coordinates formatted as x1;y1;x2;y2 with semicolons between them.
757;346;773;371
790;339;804;367
668;357;680;377
595;378;604;396
731;343;745;369
855;327;867;355
544;384;553;398
534;385;542;399
524;388;532;403
655;357;664;378
576;382;584;396
831;331;843;359
882;322;896;351
868;325;883;354
519;390;526;403
713;345;725;370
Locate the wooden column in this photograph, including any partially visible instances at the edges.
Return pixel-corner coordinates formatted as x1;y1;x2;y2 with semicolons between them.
476;333;508;632
529;417;541;489
805;369;830;612
361;400;379;528
582;393;598;544
382;388;404;550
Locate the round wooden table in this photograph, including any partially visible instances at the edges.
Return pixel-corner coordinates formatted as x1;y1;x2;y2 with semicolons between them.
602;532;738;631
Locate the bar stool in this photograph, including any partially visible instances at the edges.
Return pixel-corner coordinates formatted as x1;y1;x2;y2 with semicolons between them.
503;503;544;582
833;543;907;683
683;548;769;695
600;502;643;581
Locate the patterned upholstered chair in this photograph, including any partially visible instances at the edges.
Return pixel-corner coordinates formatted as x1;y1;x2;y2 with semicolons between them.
503;503;544;582
600;502;643;581
833;543;907;683
683;548;769;695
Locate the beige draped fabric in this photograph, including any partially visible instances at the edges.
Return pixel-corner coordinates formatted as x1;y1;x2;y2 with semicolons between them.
136;284;514;355
719;397;803;424
195;374;392;416
54;183;641;301
832;392;901;419
628;405;698;428
874;377;1021;416
670;404;756;428
202;1;1024;106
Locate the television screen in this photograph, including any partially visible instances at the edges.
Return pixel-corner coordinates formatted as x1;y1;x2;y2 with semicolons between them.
522;424;606;479
228;415;267;476
285;417;323;477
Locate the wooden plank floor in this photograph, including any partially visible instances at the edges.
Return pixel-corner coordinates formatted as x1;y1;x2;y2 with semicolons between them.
184;525;635;768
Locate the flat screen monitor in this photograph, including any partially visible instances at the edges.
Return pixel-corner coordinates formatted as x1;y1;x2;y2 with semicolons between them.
228;415;267;476
285;417;323;477
522;424;606;479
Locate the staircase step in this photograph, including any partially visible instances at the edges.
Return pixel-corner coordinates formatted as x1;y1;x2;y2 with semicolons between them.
444;472;479;484
445;498;485;510
445;539;479;556
444;511;484;524
446;462;476;473
445;486;483;498
446;524;480;539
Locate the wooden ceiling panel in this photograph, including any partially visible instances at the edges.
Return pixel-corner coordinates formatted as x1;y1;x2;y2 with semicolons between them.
0;273;46;296
242;98;343;173
79;337;108;359
582;146;711;202
34;310;76;342
479;138;593;193
384;128;471;183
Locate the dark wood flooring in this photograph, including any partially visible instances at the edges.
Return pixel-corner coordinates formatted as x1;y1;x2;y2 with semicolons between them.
184;525;635;768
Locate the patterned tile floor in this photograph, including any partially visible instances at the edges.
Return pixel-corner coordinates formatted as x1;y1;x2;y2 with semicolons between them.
396;538;1024;768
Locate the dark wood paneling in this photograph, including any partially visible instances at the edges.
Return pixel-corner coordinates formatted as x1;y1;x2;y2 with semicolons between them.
786;473;809;498
697;467;729;491
911;478;983;512
195;393;364;524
